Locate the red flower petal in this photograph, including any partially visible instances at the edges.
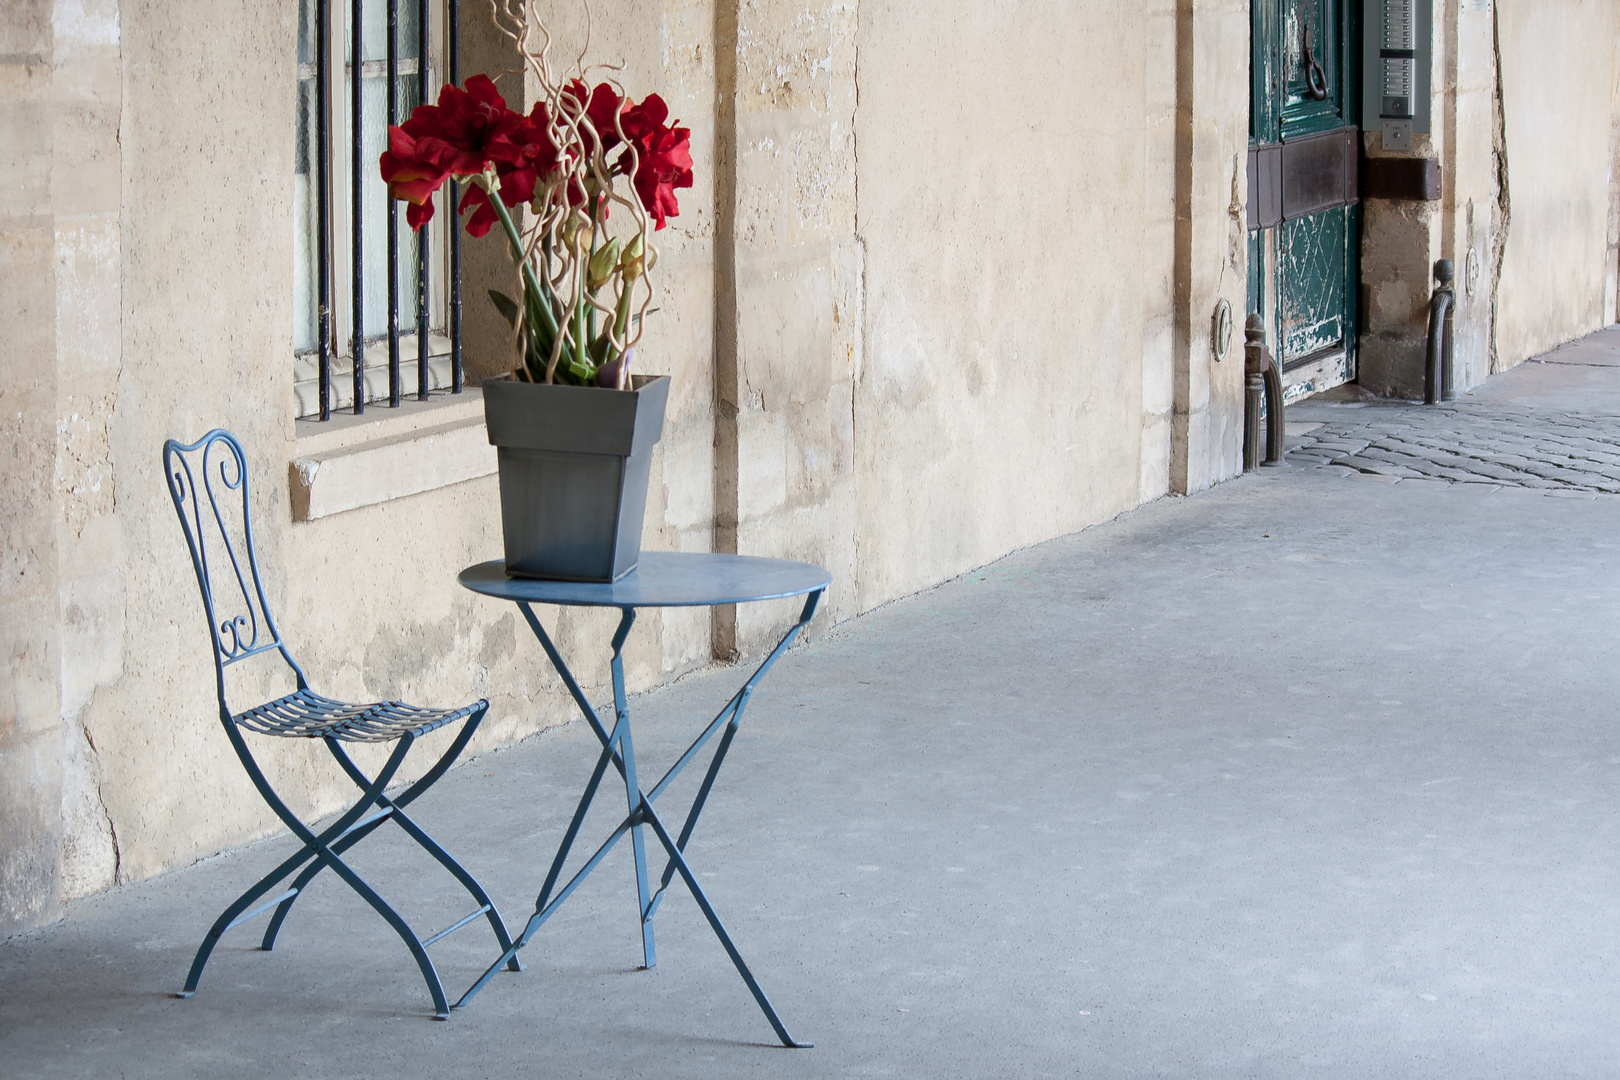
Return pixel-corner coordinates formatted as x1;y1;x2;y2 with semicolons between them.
564;79;626;156
457;184;499;238
616;95;693;229
380;125;452;231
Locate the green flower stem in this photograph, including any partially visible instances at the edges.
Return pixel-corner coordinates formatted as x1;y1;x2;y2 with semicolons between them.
613;277;635;343
484;181;560;354
574;247;589;375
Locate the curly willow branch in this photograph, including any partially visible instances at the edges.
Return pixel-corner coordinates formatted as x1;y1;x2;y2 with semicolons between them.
482;0;660;388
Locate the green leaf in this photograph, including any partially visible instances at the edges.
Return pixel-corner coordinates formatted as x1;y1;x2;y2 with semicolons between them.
488;289;520;328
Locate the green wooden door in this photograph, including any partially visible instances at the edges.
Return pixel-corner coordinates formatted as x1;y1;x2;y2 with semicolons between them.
1249;0;1360;399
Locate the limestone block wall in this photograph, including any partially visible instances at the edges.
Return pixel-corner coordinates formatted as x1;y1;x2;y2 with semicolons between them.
1360;0;1474;400
718;0;862;649
1172;0;1248;494
1440;0;1498;391
852;1;1153;606
1361;0;1620;398
0;0;65;933
1493;0;1620;368
1142;0;1180;505
1;0;1255;937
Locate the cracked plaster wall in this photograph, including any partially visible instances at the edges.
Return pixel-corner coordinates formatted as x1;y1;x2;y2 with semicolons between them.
5;0;1257;934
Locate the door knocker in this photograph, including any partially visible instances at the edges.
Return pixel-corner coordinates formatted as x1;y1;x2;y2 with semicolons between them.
1302;21;1329;101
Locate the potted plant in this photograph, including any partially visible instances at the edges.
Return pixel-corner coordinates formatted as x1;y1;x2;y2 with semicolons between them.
380;3;692;581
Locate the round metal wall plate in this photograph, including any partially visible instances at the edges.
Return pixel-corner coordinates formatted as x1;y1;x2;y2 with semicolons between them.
1212;298;1233;362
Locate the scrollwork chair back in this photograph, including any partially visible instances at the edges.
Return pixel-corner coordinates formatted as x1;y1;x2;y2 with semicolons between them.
162;429;309;713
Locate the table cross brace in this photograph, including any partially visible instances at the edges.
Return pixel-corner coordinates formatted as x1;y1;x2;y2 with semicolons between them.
455;590;821;1048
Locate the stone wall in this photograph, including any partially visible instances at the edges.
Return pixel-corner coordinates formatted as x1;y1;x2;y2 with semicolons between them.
1440;0;1498;392
0;0;65;934
2;0;1255;937
851;1;1157;605
1362;0;1496;399
1493;0;1619;369
1358;0;1620;398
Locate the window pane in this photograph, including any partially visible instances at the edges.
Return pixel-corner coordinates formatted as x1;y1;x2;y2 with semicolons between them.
294;0;319;354
351;0;422;65
297;0;316;65
314;0;438;370
355;11;428;343
360;0;386;64
360;73;389;335
400;0;421;62
397;72;423;330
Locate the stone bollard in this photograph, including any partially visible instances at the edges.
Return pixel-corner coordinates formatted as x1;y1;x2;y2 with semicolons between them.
1425;259;1455;405
1243;314;1284;471
1244;316;1264;472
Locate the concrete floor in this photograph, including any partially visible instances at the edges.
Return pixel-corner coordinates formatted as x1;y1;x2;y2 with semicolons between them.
8;342;1620;1078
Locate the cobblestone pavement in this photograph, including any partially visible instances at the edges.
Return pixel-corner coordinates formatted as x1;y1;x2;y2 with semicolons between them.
1286;401;1620;495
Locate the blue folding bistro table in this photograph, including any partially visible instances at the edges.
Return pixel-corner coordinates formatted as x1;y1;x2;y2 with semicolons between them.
455;552;831;1047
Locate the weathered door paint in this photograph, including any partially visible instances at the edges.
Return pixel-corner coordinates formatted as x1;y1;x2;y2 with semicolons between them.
1249;0;1360;402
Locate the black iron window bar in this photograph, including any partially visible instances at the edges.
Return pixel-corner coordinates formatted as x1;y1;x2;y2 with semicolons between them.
311;0;462;421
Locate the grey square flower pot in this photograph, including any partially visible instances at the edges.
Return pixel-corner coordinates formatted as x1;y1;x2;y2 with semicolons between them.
482;374;670;582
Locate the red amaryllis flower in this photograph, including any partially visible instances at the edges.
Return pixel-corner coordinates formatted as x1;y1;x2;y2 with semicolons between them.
379;123;452;229
415;74;522;175
618;94;693;230
561;79;627;158
455;100;574;235
380;74;525;232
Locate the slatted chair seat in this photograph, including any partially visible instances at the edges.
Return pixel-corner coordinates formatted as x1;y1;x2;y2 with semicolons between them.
163;429;520;1019
234;691;480;743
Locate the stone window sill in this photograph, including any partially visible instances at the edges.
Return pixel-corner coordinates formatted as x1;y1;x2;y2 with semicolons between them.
290;389;495;521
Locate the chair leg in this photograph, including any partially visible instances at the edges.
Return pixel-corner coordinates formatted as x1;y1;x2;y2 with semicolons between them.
260;723;520;973
319;846;451;1019
180;841;323;996
252;812;454;1019
181;734;455;1018
183;732;410;995
260;810;385;951
387;806;521;971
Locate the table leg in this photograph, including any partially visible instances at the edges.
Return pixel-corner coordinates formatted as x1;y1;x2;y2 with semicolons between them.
458;593;821;1048
637;798;812;1047
607;612;659;970
647;589;822;917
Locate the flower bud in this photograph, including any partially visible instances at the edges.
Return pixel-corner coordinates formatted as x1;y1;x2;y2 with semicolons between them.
588;239;621;291
620;233;645;281
558;213;588;255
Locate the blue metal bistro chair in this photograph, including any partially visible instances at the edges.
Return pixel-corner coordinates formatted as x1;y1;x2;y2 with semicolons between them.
163;429;520;1019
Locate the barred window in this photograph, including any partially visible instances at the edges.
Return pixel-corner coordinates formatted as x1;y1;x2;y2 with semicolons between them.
295;0;463;420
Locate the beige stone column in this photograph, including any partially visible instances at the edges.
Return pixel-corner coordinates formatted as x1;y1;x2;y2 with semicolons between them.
51;0;123;903
1491;0;1617;368
1142;0;1179;503
1170;0;1248;494
1609;9;1620;327
713;0;859;655
1437;0;1496;391
1359;0;1450;400
0;0;66;937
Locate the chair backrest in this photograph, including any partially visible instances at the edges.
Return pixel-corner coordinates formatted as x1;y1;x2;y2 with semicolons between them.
163;430;306;707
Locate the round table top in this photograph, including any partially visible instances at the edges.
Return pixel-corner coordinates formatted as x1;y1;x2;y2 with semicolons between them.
459;552;832;608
